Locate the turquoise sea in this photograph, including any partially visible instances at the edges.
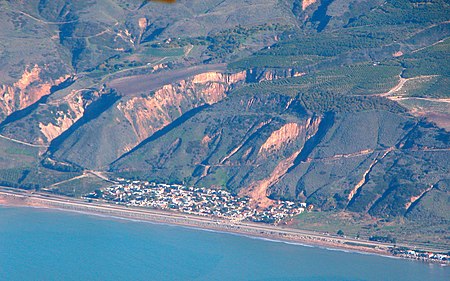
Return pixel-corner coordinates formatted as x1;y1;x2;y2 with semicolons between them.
0;206;448;281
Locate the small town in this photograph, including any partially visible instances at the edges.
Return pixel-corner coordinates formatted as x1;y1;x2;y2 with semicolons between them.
81;180;449;264
390;248;449;263
84;179;308;224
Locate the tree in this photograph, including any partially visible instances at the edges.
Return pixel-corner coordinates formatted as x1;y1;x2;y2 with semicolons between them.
337;230;345;236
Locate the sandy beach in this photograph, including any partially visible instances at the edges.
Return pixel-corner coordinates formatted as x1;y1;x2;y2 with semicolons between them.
0;187;447;264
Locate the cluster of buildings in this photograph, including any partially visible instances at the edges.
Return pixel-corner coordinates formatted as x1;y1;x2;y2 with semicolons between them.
391;248;449;263
84;180;308;224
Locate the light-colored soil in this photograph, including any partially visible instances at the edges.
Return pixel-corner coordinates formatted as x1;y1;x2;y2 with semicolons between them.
107;64;227;96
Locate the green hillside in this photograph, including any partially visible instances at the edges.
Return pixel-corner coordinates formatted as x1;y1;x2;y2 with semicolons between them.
0;0;449;248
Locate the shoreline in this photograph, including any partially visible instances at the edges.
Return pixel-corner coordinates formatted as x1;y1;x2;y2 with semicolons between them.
0;187;447;265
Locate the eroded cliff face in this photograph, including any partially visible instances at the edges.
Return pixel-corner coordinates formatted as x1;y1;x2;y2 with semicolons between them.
302;0;317;10
247;68;304;82
38;90;101;143
0;86;15;119
2;67;287;147
242;116;322;207
0;64;71;122
259;123;302;154
117;71;247;143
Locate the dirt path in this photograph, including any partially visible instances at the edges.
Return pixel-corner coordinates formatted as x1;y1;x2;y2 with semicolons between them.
67;29;112;39
8;9;78;25
391;97;450;103
86;170;118;184
0;134;48;148
411;36;450;54
375;74;448;104
379;76;408;97
184;44;194;56
305;149;374;163
49;174;88;187
99;57;168;82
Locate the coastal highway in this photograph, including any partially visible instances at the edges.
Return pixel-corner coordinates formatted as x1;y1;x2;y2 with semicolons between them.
0;187;439;255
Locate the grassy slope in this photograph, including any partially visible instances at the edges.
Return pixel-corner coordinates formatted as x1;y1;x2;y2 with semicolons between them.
0;137;81;189
0;1;448;247
109;0;449;246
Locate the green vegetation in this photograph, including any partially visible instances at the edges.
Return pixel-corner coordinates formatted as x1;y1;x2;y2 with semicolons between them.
19;167;80;189
293;211;448;250
162;24;289;61
229;29;399;69
51;175;112;197
141;46;185;57
369;235;396;244
233;62;403;97
0;137;82;190
0;0;448;247
347;0;449;28
0;138;40;189
297;91;405;113
401;38;450;78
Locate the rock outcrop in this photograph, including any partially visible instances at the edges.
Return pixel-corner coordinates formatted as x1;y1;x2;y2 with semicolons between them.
302;0;317;10
0;64;71;122
244;117;322;207
117;71;247;143
38;90;101;143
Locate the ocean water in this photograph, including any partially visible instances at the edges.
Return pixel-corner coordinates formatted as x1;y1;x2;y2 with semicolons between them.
0;207;448;281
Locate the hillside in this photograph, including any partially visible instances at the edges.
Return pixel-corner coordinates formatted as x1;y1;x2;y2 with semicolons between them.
0;0;449;248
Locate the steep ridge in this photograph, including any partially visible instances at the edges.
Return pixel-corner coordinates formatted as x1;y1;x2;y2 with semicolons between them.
110;93;310;188
242;151;301;208
1;0;448;226
116;71;246;142
345;121;450;217
287;112;334;172
47;92;121;154
0;65;72;123
405;180;450;222
38;89;100;143
405;185;434;212
1;66;297;170
241;116;322;207
114;104;210;164
47;70;249;169
0;86;100;145
110;91;449;216
259;123;304;154
0;75;75;129
346;148;393;206
268;111;411;206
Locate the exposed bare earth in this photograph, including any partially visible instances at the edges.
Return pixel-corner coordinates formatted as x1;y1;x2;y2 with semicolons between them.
242;151;300;208
241;117;321;207
108;64;227;96
302;0;317;10
401;100;450;131
376;74;450;131
347;148;393;204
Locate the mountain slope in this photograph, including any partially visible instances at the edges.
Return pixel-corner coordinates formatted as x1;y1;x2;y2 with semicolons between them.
0;0;448;244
